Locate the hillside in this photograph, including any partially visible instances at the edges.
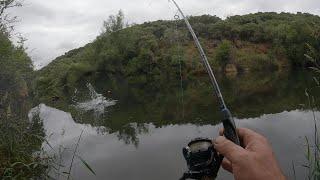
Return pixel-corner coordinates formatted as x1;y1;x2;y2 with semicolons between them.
35;12;320;103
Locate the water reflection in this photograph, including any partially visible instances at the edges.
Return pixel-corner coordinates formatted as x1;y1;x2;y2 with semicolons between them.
32;70;320;179
35;104;318;180
64;70;320;135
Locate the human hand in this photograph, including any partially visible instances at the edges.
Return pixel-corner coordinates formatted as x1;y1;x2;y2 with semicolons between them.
214;128;286;180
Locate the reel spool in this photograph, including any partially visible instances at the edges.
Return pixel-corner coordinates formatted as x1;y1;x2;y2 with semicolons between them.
180;138;223;180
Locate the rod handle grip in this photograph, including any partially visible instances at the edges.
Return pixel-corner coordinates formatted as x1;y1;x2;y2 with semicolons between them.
222;109;240;145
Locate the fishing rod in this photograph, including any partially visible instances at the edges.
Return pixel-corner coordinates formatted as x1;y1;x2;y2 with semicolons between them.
170;0;240;179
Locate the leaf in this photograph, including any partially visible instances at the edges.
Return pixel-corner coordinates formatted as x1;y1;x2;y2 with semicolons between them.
76;155;96;176
11;162;25;168
305;136;311;161
313;77;320;86
305;54;316;62
32;134;55;150
32;163;38;169
309;67;320;73
305;89;309;98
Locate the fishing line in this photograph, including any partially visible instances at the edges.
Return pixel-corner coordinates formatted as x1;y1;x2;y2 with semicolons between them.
167;0;178;19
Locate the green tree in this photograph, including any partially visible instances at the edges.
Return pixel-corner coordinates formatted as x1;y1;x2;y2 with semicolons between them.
101;10;126;35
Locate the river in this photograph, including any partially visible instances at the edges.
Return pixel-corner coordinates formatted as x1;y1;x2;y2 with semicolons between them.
30;70;319;180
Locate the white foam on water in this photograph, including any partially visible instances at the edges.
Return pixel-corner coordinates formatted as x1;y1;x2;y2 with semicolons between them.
75;83;117;115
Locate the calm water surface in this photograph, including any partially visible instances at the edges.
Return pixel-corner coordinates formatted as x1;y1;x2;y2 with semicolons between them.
31;71;320;180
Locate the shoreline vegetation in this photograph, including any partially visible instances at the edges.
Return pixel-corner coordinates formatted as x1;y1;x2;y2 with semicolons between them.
0;6;320;179
35;12;320;104
0;23;45;178
304;35;320;179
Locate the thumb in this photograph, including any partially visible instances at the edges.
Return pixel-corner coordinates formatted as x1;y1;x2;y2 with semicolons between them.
214;136;246;162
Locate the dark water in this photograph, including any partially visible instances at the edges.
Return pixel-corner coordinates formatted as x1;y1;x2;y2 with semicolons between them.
31;70;320;180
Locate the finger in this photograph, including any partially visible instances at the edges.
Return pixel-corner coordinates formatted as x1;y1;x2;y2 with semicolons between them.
219;128;244;146
221;158;233;173
219;128;224;136
237;128;265;146
214;136;246;162
219;128;265;147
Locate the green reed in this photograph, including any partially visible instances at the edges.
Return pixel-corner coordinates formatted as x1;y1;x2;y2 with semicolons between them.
303;44;320;180
0;92;50;179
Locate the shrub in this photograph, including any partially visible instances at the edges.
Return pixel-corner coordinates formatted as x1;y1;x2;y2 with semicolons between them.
215;40;233;67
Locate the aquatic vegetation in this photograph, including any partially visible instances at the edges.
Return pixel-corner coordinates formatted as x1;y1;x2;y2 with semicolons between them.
303;35;320;179
303;90;320;180
29;104;98;179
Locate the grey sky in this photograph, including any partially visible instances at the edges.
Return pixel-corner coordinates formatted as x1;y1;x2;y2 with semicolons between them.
9;0;320;69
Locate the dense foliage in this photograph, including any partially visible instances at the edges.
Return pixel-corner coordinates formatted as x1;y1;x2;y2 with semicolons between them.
0;31;33;96
0;30;45;178
36;12;320;103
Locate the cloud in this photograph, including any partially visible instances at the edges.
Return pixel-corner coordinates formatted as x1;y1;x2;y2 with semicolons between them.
8;0;320;69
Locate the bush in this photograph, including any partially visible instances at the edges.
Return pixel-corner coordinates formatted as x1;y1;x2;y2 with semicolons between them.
215;40;233;67
236;50;277;71
66;62;96;88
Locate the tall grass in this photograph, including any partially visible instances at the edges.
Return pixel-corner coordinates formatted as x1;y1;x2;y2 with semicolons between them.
39;130;96;180
303;44;320;179
0;92;96;179
304;89;320;179
0;92;49;179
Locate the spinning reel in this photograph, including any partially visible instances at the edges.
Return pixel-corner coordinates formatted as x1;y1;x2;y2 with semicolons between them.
180;138;222;180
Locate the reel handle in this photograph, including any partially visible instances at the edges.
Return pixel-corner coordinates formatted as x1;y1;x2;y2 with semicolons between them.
221;108;240;145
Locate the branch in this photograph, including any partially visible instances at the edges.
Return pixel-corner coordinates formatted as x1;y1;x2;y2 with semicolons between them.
0;0;22;35
0;0;22;17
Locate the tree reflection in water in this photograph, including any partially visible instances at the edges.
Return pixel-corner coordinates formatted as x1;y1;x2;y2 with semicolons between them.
42;70;320;146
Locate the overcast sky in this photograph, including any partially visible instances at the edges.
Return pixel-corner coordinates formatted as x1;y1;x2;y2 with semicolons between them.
8;0;320;69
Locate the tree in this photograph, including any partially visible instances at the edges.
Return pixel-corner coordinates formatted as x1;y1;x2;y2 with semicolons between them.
101;10;126;35
0;0;22;35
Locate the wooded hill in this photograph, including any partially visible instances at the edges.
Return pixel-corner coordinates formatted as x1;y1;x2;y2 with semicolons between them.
35;12;320;102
